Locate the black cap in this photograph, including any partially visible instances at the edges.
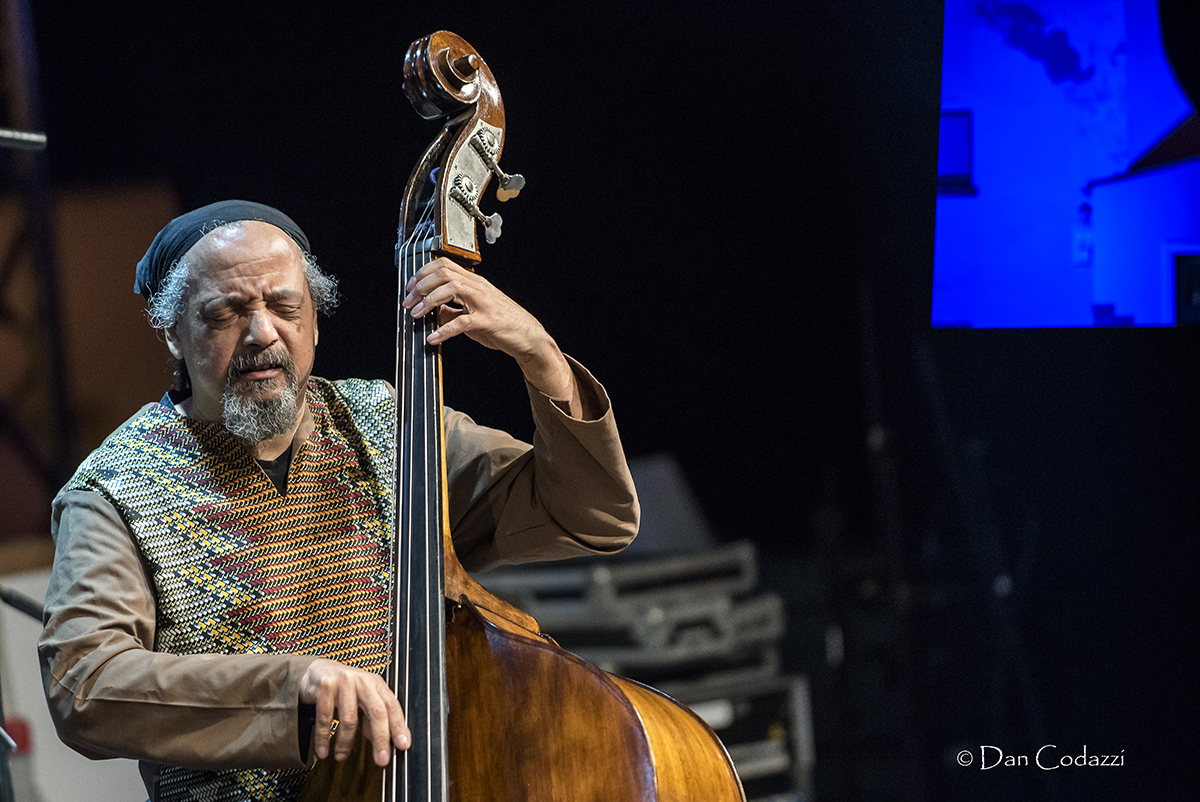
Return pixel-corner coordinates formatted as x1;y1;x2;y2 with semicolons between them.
134;200;310;300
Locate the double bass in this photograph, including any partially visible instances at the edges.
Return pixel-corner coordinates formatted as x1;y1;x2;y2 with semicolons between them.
306;31;745;802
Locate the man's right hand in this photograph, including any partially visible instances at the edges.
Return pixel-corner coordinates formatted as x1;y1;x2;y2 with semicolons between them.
299;658;411;766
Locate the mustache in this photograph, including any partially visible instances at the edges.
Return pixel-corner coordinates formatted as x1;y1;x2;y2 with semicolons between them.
227;348;296;380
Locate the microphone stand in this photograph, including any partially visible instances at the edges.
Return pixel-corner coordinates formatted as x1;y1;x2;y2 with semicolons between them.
0;118;47;802
0;583;46;802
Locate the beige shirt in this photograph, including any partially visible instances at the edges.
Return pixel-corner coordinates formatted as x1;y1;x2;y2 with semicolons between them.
39;359;638;772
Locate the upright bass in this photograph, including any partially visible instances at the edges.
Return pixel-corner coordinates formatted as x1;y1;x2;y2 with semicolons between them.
305;31;745;802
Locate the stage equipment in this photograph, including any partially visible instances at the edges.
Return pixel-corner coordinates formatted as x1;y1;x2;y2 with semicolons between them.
479;542;815;802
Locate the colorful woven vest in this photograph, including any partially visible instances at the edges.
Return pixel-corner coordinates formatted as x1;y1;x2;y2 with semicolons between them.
65;377;396;802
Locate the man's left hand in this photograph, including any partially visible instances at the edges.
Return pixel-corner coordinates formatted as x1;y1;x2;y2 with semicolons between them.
402;257;577;404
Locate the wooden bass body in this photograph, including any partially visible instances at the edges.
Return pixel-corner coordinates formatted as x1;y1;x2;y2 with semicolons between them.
305;598;745;801
444;600;743;800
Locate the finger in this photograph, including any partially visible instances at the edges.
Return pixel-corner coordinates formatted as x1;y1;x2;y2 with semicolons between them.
386;694;412;753
406;258;448;290
312;680;337;760
402;278;447;309
359;686;394;766
333;682;360;760
406;258;470;294
410;281;469;318
426;314;473;346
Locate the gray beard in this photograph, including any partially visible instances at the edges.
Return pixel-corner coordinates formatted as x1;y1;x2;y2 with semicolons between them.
220;351;302;444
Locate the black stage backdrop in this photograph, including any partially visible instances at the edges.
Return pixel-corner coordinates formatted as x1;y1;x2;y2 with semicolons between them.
27;1;1199;799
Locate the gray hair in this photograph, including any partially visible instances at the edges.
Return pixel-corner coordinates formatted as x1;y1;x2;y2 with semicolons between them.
145;222;339;330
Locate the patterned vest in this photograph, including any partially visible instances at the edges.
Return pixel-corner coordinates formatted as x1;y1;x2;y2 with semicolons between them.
65;378;396;802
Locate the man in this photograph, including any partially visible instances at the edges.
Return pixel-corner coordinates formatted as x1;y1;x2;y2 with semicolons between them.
38;201;638;802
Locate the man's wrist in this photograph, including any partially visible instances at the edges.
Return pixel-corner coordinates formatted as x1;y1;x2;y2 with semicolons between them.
517;342;574;401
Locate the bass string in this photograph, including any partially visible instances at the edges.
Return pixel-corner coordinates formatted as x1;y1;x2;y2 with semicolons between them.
390;219;413;799
415;208;442;799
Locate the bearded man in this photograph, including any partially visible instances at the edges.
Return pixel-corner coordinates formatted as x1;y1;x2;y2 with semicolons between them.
38;201;638;802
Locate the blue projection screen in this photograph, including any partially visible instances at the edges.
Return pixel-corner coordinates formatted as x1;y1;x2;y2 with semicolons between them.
932;0;1198;327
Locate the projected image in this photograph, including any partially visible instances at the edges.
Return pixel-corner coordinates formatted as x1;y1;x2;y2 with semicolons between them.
932;0;1199;327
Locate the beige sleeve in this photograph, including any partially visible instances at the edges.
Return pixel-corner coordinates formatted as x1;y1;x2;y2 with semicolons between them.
444;356;640;572
39;489;317;770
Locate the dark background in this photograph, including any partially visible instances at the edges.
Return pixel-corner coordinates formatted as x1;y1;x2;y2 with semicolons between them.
24;1;1200;799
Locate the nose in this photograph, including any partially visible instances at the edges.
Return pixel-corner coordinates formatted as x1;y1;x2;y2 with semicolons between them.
244;309;280;348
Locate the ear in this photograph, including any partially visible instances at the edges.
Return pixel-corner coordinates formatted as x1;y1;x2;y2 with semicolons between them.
165;326;184;360
313;315;319;348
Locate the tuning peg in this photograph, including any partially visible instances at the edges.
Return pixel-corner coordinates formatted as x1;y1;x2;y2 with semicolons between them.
470;131;525;202
495;174;524;203
450;180;504;244
483;212;503;244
